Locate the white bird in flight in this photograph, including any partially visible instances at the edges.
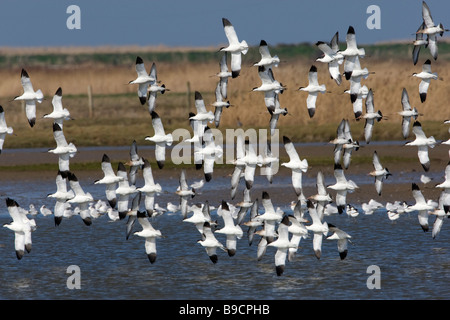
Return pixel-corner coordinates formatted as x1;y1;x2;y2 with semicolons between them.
43;87;71;129
220;18;248;78
133;210;162;264
4;198;36;260
338;26;366;80
129;56;155;105
145;111;173;169
412;59;439;103
281;136;309;197
399;88;420;139
417;1;449;61
253;40;280;69
405;121;436;172
369;151;392;196
13;69;44;127
315;31;344;86
298;65;327;118
0;105;13;154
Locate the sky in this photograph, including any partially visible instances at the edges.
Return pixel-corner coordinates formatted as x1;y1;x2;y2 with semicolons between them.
0;0;448;48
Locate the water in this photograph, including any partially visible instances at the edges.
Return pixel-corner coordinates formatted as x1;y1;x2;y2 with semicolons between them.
0;143;449;301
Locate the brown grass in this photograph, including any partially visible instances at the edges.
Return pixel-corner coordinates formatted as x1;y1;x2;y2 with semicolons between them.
1;48;450;148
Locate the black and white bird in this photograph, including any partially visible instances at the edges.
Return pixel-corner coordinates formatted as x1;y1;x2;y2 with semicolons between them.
195;126;223;182
327;163;359;214
229;133;246;199
406;183;438;232
253;40;280;69
298;65;327;118
197;221;227;264
129;56;155;105
315;32;344;85
145;111;173;169
175;169;196;219
362;89;383;144
405;121;437;172
305;200;329;260
212;81;231;128
147;62;168;114
253;65;285;109
4;198;36;260
412;59;439;103
267;215;297;276
369;151;392;196
326;223;352;260
94;154;124;209
125;140;145;186
398;88;420;139
338;26;366;80
417;1;449;61
137;158;162;216
0;105;13;154
348;56;372;104
435;160;450;214
308;171;333;221
48;170;75;226
215;52;232;99
48;123;77;173
281;136;309;198
13;69;44;127
43;87;71;129
133;210;162;264
115;162;137;220
215;200;244;257
413;22;428;65
267;93;288;137
220;18;249;78
67;172;94;226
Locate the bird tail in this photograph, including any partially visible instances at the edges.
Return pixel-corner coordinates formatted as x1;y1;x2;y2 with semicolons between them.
241;41;249;55
35;89;44;103
166;133;173;146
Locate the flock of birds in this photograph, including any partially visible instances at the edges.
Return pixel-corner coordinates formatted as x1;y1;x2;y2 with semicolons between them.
2;1;450;276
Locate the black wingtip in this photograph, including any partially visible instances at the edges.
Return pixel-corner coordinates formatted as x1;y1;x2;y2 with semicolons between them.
209;254;218;264
139;96;146;105
205;172;212;182
136;56;143;64
82;217;92;226
339;250;348;260
260;40;267;46
232;70;240;78
282;135;291;144
222;18;231;27
309;65;317;73
347;26;355;34
308;108;315;118
102;154;110;163
412;183;420;191
344;71;352;80
157;160;165;169
6;197;17;207
221;200;229;211
21;69;29;78
420;93;427;103
53;122;62;132
276;265;284;276
195;91;202;100
28;118;36;128
262;191;270;200
147;253;157;264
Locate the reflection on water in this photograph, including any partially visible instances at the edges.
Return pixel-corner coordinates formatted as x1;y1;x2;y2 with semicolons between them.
0;163;449;300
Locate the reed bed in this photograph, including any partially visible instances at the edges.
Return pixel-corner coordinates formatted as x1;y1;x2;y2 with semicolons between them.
1;44;450;149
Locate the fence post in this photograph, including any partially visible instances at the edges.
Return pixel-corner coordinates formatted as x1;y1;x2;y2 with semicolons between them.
87;85;93;118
